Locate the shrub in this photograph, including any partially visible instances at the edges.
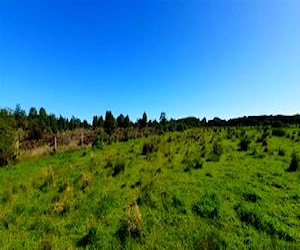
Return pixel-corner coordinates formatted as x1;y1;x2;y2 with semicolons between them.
116;201;142;242
0;127;16;167
92;132;104;149
212;141;223;156
278;148;285;156
239;137;250;151
192;193;222;219
286;152;299;172
207;141;222;162
242;191;261;203
77;227;98;247
183;158;203;172
272;128;285;137
141;141;156;155
112;158;126;176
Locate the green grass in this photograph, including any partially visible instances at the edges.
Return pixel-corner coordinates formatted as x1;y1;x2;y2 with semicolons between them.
0;127;300;249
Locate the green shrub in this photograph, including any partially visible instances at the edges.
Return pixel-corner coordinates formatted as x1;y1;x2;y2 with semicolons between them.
242;191;261;203
193;193;222;219
92;132;104;149
278;148;285;156
239;137;250;151
286;152;299;172
183;158;203;172
141;141;156;155
272;128;285;137
207;141;222;162
77;227;98;248
0;127;16;167
113;158;126;176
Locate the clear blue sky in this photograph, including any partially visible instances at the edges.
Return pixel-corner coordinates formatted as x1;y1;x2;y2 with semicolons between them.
1;0;299;122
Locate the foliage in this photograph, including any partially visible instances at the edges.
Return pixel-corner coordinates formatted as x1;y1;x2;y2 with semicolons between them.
272;128;286;137
193;193;222;219
0;126;16;166
239;137;250;151
286;152;299;172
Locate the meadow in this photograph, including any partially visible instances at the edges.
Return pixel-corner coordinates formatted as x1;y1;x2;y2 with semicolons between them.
0;126;299;249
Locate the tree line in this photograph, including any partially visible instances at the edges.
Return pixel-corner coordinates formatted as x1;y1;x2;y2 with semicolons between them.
0;104;299;166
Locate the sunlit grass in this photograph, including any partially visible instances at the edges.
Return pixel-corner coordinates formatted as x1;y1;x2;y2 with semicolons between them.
0;127;299;248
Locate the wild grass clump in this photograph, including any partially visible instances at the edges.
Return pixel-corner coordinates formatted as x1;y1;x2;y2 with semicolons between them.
235;203;295;241
182;157;203;172
112;158;126;176
207;141;223;162
278;148;285;156
33;167;55;192
242;191;261;203
116;201;142;243
80;172;93;189
272;128;285;137
92;133;104;149
141;141;156;156
192;192;222;219
239;137;250;151
193;231;226;250
286;152;299;172
77;227;99;248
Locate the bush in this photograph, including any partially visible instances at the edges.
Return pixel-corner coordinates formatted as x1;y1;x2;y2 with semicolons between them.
116;202;142;242
183;157;203;172
278;148;285;156
286;152;299;172
192;193;222;219
92;132;104;149
0;127;16;167
272;128;285;137
112;158;126;176
141;141;156;155
207;141;222;162
239;137;250;151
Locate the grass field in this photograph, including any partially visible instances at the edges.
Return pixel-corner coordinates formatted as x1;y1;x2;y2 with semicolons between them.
0;127;299;249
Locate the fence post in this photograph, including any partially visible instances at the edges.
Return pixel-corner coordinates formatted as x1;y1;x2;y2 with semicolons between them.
53;136;57;153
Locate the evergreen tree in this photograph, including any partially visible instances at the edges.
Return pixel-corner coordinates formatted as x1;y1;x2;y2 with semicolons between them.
104;111;115;136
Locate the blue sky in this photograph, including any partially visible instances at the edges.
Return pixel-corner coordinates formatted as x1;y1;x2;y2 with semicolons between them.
0;0;299;122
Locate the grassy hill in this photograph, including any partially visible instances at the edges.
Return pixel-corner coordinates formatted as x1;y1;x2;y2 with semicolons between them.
0;127;299;249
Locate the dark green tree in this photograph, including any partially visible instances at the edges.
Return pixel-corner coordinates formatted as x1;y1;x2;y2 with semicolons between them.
124;115;130;128
49;114;58;134
39;107;49;130
117;114;125;128
14;104;27;129
104;111;115;136
139;112;147;128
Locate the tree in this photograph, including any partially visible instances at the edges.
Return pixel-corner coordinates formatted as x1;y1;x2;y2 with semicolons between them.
58;115;68;131
124;115;130;128
39;107;49;130
104;111;115;136
117;114;125;128
141;112;148;128
98;116;104;128
28;107;38;120
49;114;58;134
14;104;26;129
160;112;166;124
92;115;99;129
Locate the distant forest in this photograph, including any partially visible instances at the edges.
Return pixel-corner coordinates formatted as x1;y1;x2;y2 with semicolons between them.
0;104;299;166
